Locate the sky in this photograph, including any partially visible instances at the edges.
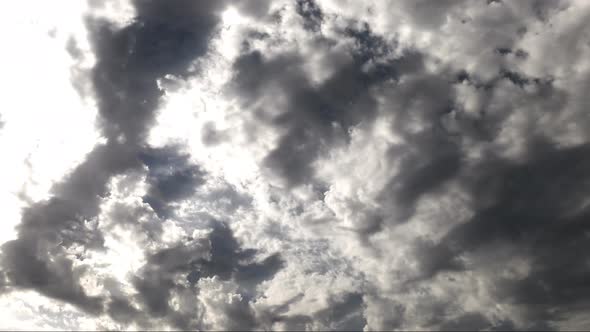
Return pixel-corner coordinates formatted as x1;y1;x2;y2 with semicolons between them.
1;0;590;330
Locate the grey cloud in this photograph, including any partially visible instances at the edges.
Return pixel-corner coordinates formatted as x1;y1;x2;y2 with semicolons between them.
1;143;139;314
313;292;366;331
345;22;393;65
438;142;590;325
362;33;584;330
444;142;590;253
199;182;253;216
343;65;464;229
201;121;228;146
129;221;284;329
367;52;565;231
2;236;103;314
232;0;273;20
86;0;224;143
66;37;83;60
140;145;206;218
383;140;590;328
411;237;465;281
2;0;228;320
495;47;529;59
438;312;498;331
229;25;415;187
277;1;590;329
400;0;463;29
199;222;284;286
377;133;462;226
296;0;323;32
263;292;366;331
106;297;142;325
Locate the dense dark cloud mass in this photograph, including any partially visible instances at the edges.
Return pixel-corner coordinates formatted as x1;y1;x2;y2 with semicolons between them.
122;221;283;329
4;0;590;330
431;142;590;323
229;24;406;187
296;0;324;32
140;145;206;218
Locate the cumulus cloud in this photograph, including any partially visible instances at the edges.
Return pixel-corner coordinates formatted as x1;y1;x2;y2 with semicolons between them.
3;0;590;330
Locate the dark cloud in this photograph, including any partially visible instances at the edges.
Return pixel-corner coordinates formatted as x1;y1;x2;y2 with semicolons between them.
334;17;583;324
140;145;205;218
345;66;464;230
314;292;366;331
441;142;590;323
401;0;463;29
130;221;283;329
106;297;142;325
378;133;462;226
443;142;590;252
201;121;228;146
232;0;273;20
1;143;139;314
296;0;324;32
233;2;590;328
2;236;103;314
229;26;418;187
494;47;529;60
438;312;497;331
265;292;366;331
361;51;564;233
86;0;226;143
197;222;284;286
387;140;590;328
411;237;465;281
1;0;228;319
344;22;393;64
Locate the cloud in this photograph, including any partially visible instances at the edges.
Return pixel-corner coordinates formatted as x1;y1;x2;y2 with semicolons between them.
424;141;590;327
4;0;590;330
127;221;284;330
296;0;324;33
1;0;231;322
139;145;206;218
215;1;590;329
227;24;405;187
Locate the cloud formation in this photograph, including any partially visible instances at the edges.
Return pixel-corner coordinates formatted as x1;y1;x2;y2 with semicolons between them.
3;0;590;330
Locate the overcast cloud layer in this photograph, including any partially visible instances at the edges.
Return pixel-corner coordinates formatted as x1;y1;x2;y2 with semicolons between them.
2;0;590;330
